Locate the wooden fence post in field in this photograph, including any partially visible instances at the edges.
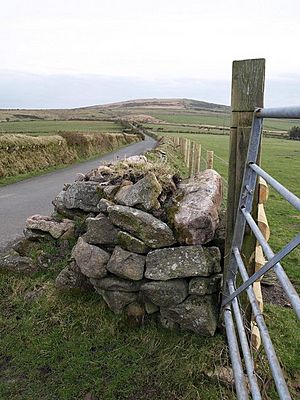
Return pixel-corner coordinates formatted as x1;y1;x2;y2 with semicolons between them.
194;143;201;174
189;141;195;177
186;139;191;170
224;58;265;315
183;138;188;164
207;150;214;169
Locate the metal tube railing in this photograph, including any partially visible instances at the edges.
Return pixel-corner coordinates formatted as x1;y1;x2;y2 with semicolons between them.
242;209;300;319
223;234;300;306
249;163;300;212
228;280;262;399
223;306;249;399
256;106;300;119
233;248;292;400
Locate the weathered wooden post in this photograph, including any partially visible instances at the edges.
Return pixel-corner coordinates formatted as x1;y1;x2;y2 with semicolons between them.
224;58;265;305
207;150;214;169
186;139;191;169
194;143;201;174
189;141;195;176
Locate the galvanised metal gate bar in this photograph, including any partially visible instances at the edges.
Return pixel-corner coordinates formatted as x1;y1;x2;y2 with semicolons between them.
222;106;300;400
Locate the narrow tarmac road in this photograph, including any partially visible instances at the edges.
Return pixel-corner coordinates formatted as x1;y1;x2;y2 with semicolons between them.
0;135;156;248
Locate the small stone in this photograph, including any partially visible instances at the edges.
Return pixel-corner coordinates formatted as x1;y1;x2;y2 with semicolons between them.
71;237;109;278
145;301;159;314
114;172;162;211
26;215;75;239
0;249;36;274
160;295;219;336
97;289;138;314
103;185;121;199
117;231;149;254
140;280;188;307
90;276;142;292
12;237;36;256
106;246;145;281
126;155;148;164
189;274;222;295
97;198;114;213
23;228;50;241
159;315;179;330
55;261;92;292
108;205;175;249
145;246;221;281
83;214;119;245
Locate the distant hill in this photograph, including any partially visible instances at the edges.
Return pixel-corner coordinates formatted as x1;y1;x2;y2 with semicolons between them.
86;98;230;113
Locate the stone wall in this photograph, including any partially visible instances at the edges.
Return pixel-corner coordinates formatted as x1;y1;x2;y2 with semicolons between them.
1;153;224;337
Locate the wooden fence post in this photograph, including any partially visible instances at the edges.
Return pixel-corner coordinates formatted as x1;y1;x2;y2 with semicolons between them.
186;139;191;170
194;143;201;174
207;150;214;169
189;141;195;177
224;58;265;308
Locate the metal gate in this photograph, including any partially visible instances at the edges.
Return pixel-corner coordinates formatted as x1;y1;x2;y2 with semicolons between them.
222;106;300;399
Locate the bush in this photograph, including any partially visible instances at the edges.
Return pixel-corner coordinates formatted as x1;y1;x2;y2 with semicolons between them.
288;126;300;140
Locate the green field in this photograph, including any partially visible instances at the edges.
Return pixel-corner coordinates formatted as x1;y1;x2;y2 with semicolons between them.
147;111;299;132
0;120;122;136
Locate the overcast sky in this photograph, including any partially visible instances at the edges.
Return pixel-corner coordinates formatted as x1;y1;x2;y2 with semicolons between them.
1;0;300;108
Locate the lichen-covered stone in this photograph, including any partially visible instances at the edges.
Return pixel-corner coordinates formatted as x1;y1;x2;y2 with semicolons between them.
26;215;74;239
170;170;223;245
117;231;149;254
145;246;221;280
140;280;188;307
106;246;145;281
71;237;109;278
103;185;121;199
108;205;175;249
97;198;114;213
90;276;142;292
97;289;138;314
23;228;50;241
83;214;119;245
55;261;92;292
189;274;222;295
161;295;219;336
114;172;162;210
63;182;103;212
0;249;36;274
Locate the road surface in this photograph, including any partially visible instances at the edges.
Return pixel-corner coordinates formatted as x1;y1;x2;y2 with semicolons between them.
0;135;156;248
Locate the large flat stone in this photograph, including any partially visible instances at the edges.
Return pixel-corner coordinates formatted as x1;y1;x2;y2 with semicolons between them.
108;205;175;249
145;246;221;280
83;214;119;245
161;295;219;336
26;215;74;239
114;172;162;211
71;237;109;278
63;182;103;212
140;279;188;307
170;170;223;245
90;276;142;292
106;246;145;281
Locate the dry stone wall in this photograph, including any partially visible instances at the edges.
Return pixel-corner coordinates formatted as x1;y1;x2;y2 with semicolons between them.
1;154;224;337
